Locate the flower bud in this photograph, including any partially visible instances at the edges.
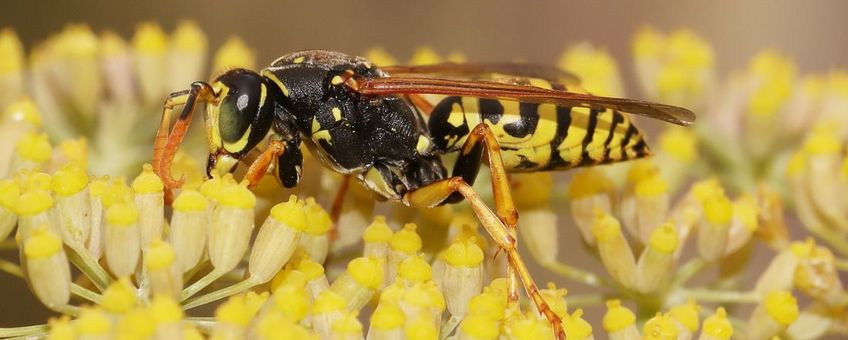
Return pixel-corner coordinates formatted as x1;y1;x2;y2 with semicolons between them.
51;163;91;247
592;212;636;288
85;177;109;260
753;247;798;298
114;309;155;340
643;313;679;340
149;295;184;339
104;202;141;277
169;189;209;273
334;179;376;252
75;307;112;340
144;239;182;298
330;256;384;311
255;310;319;340
746;291;799;340
99;31;134;104
535;283;568;319
24;226;70;310
168;21;208;92
47;316;75;340
635;223;679;293
723;195;759;255
441;239;484;317
399;282;446;327
293;254;330;300
404;312;439;340
313;290;347;338
213;294;261;340
632;173;670;244
0;179;20;241
132;22;169;104
132;164;165;247
789;239;845;305
12;131;52;173
388;223;422;282
568;168;615;245
270;284;311;322
208;181;256;273
299;197;331;263
331;311;364;340
562;309;593;340
603;300;640;340
249;195;307;283
367;301;405;340
397;254;433;286
211;36;256;76
669;300;700;339
0;29;25;109
101;277;136;315
458;314;500;340
697;191;731;262
505;312;555;340
15;187;57;240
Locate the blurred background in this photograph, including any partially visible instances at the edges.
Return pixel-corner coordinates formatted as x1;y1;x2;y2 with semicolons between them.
2;0;847;334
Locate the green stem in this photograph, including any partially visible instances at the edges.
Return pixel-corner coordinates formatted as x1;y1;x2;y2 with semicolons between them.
182;278;258;310
56;304;81;317
542;261;607;287
0;258;23;277
678;288;759;304
566;293;608;308
181;268;226;302
439;316;461;340
65;244;112;292
71;283;102;304
0;324;49;338
672;258;707;287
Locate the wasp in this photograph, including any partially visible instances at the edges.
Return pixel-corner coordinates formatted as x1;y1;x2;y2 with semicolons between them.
152;50;694;338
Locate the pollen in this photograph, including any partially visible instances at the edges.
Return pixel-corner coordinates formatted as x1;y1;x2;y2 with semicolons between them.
562;309;593;339
568;168;614;199
24;227;63;259
634;172;669;197
668;300;700;332
763;290;799;325
802;124;841;155
101;278;137;314
75;308;111;335
347;256;384;289
149;295;183;323
702;307;733;339
145;239;176;271
390;223;423;254
131;164;164;194
658;127;697;162
648;223;679;254
313;290;347;314
106;202;139;226
460;314;500;340
370;302;405;330
603;300;636;332
270;195;308;231
643;313;679;340
443;239;484;267
15;131;52;163
172;189;208;212
216;181;256;209
397;254;433;283
592;211;623;243
15;189;53;216
3;97;42;127
303;197;332;235
131;22;168;53
332;311;363;334
363;216;393;243
215;295;254;326
703;191;732;225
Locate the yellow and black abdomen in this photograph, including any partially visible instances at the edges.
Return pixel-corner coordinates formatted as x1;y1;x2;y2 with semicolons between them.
427;95;650;172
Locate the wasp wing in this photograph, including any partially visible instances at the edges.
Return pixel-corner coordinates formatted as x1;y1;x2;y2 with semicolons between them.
382;62;580;86
355;76;695;126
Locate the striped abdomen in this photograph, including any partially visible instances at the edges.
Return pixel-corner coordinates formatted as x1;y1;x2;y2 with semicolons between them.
427;96;650;172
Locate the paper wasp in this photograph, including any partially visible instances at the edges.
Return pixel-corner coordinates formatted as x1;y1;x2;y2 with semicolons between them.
152;50;694;338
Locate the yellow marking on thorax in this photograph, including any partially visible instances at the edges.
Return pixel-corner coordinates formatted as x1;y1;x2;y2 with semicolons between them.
313;130;333;145
311;118;321;133
261;70;290;97
416;135;431;153
292;56;305;64
223;125;252;153
332;107;342;121
331;75;344;85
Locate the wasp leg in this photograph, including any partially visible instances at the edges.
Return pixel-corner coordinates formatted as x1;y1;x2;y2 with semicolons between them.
405;178;565;340
153;82;216;198
328;175;351;241
452;124;523;301
243;139;286;188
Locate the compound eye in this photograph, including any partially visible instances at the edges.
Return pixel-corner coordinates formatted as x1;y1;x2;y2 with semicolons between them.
217;71;262;143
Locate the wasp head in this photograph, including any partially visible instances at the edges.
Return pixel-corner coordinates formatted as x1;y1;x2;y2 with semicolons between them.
205;69;276;176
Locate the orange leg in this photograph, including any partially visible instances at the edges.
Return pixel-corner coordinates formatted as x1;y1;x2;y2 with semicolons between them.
405;177;565;340
328;175;351;241
153;82;216;200
244;139;286;188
